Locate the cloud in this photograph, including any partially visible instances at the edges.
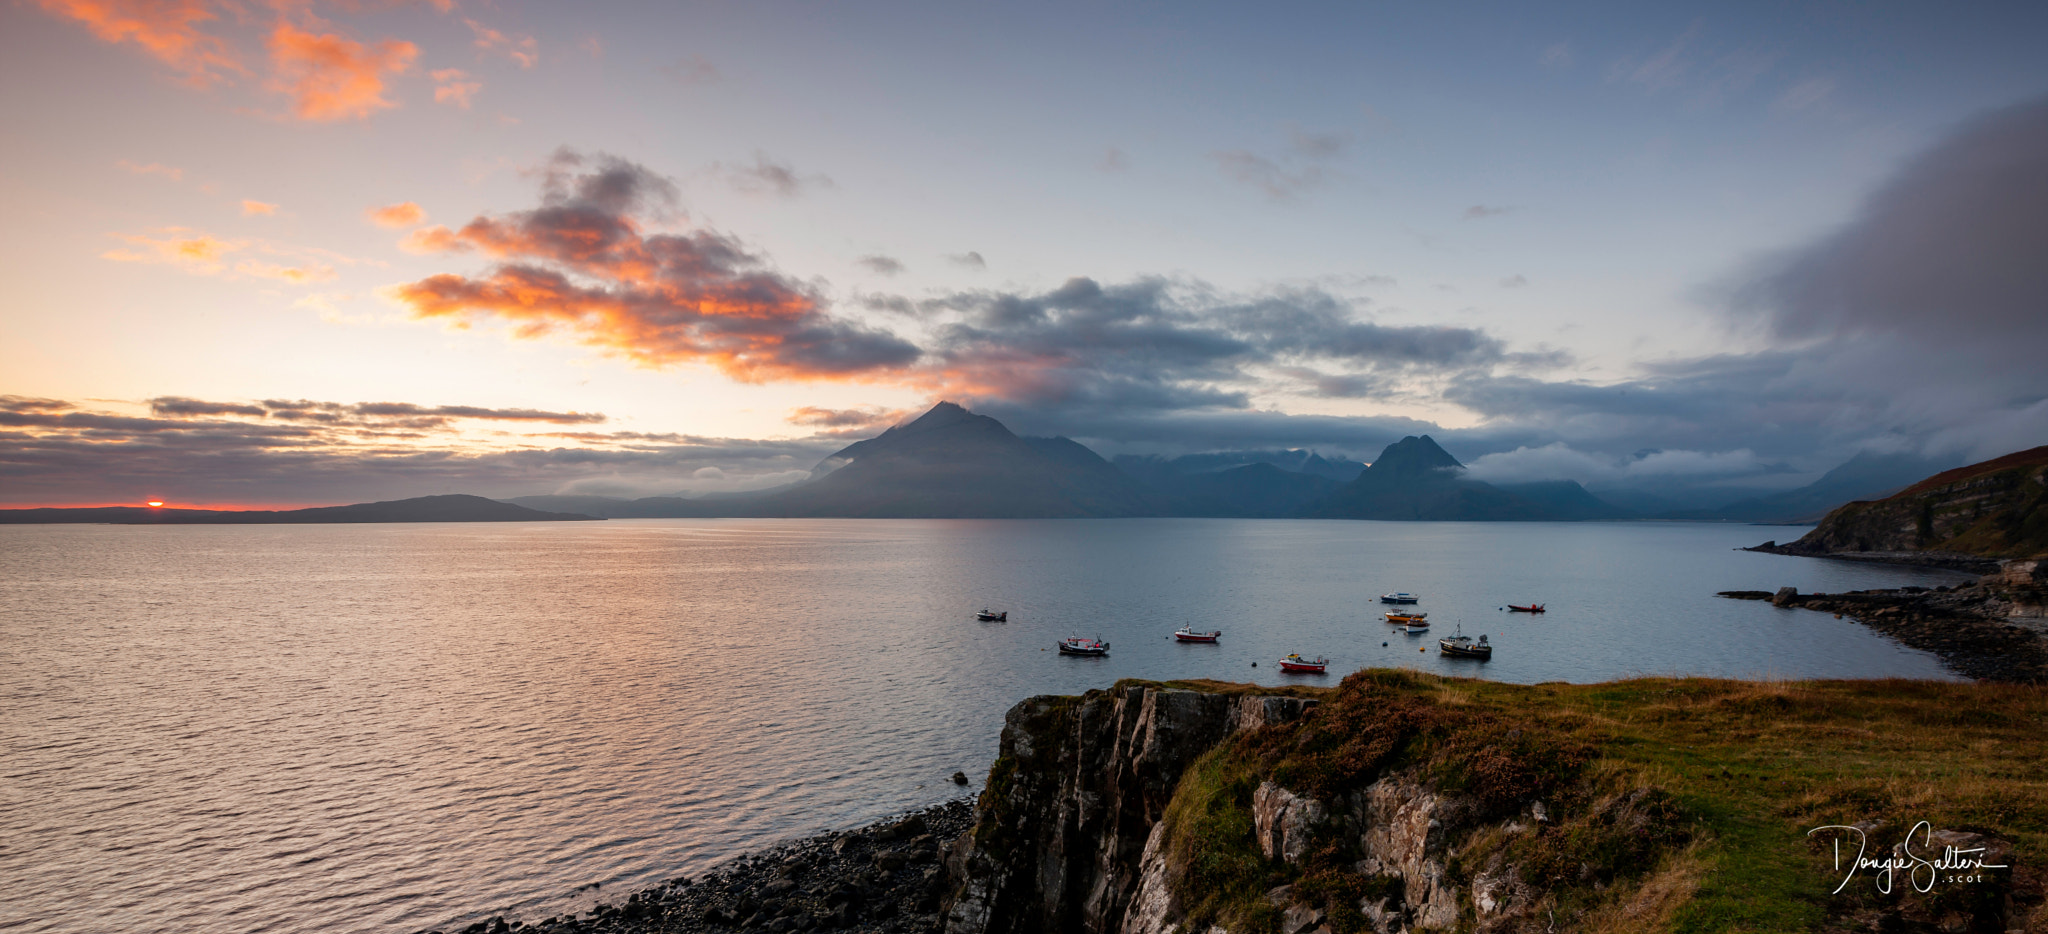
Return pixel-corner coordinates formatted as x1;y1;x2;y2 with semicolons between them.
1463;442;1764;485
32;0;245;87
104;227;362;284
431;67;481;108
1773;76;1836;113
235;260;336;283
368;201;426;228
856;255;904;276
1212;150;1326;201
1540;42;1572;68
1290;129;1347;159
714;153;832;198
118;159;184;181
0;395;839;506
103;228;243;274
906;277;1512;419
1735;94;2048;347
1462;204;1513;220
266;23;417;121
785;405;909;437
661;54;720;86
1608;22;1702;94
464;18;537;69
241;200;277;216
1499;274;1528;288
948;251;987;270
387;149;921;381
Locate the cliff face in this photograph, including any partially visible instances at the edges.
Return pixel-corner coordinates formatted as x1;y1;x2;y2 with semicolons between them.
1776;445;2048;560
943;675;2043;934
942;685;1319;934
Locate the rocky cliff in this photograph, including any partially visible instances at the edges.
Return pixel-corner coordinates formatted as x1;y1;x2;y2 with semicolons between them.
942;675;2043;934
1763;445;2048;562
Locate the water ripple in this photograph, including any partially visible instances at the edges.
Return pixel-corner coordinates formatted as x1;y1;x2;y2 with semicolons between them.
0;519;1967;933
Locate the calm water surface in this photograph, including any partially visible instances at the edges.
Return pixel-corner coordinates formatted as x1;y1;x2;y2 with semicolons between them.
0;519;1970;933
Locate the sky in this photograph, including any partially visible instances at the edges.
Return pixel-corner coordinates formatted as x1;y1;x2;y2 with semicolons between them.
2;0;2046;506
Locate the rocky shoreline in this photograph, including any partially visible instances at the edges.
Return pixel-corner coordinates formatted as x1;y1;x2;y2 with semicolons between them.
429;798;974;934
1718;559;2048;683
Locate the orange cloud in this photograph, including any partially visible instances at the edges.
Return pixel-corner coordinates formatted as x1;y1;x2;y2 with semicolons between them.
388;151;920;381
33;0;246;86
117;159;184;181
464;18;536;68
430;67;481;107
368;201;427;228
102;228;244;274
397;223;460;253
237;260;337;283
241;199;278;216
266;22;417;121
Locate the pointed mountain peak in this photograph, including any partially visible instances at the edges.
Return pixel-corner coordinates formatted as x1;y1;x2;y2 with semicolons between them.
857;401;1018;449
901;400;983;430
1366;435;1465;477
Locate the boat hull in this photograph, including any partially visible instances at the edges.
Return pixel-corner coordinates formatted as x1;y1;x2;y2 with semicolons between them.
1173;632;1221;643
1058;640;1110;656
1506;605;1544;614
1277;662;1327;673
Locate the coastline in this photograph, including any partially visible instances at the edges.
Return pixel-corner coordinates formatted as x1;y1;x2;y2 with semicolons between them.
428;799;973;934
1718;575;2048;684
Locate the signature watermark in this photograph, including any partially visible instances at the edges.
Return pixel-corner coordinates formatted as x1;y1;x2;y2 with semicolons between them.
1807;820;2010;895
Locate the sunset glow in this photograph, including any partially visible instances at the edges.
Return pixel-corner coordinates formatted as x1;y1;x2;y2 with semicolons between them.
1;2;2043;507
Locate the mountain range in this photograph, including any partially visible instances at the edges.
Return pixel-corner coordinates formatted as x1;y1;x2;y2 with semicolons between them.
513;403;1623;521
6;402;1955;525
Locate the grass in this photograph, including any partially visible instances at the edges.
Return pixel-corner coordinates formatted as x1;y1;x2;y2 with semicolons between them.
1148;672;2048;933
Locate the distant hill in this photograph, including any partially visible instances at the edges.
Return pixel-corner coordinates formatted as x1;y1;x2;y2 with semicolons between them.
1302;435;1625;520
1136;462;1343;517
1760;445;2048;560
733;402;1156;518
503;494;725;519
1115;449;1365;483
1664;450;1964;523
0;494;600;524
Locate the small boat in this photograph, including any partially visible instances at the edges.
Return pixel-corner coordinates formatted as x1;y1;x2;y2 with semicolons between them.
1057;637;1110;656
1440;626;1492;659
1385;611;1428;624
976;608;1008;622
1381;593;1420;604
1506;604;1545;614
1403;620;1431;632
1173;626;1221;643
1277;653;1328;673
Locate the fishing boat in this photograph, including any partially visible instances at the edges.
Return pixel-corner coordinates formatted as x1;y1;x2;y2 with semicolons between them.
1057;637;1110;656
1380;592;1420;604
1173;626;1222;643
1277;653;1328;673
1384;610;1428;624
1439;626;1492;659
976;608;1008;621
1506;604;1545;614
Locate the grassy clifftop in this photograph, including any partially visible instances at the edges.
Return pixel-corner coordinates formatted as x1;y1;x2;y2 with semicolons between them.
1143;672;2044;933
1778;446;2048;560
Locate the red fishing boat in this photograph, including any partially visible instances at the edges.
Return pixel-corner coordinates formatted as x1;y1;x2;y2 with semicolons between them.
1173;626;1222;643
1506;604;1546;613
1277;653;1328;673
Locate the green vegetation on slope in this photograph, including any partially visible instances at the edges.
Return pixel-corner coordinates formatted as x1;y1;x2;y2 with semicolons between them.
1144;672;2046;933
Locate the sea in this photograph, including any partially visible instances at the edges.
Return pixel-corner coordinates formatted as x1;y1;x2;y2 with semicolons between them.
0;519;1973;934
